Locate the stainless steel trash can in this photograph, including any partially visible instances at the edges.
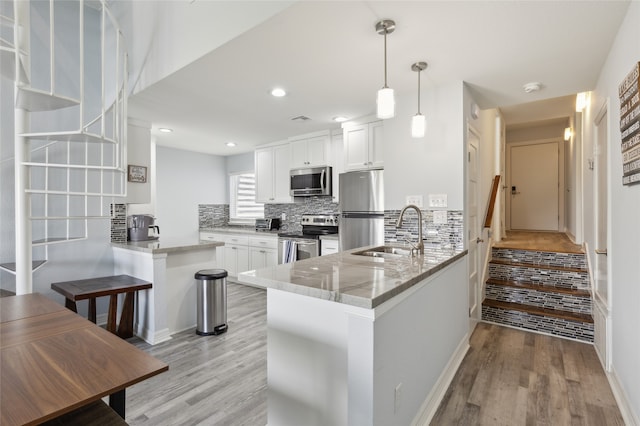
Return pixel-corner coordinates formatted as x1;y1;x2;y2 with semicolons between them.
194;269;228;335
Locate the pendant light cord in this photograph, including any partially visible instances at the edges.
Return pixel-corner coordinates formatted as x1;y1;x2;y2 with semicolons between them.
383;28;388;88
417;68;421;114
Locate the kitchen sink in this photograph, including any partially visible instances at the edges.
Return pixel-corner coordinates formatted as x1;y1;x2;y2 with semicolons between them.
352;246;413;259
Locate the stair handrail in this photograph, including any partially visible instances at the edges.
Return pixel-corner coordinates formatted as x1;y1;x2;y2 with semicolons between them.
483;175;501;228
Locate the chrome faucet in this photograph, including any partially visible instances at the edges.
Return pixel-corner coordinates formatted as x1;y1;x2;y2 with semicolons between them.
396;204;424;255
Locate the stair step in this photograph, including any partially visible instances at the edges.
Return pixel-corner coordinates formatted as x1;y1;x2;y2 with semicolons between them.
486;278;590;297
482;299;593;323
482;300;594;343
485;280;592;315
489;258;586;273
491;247;586;269
488;260;589;291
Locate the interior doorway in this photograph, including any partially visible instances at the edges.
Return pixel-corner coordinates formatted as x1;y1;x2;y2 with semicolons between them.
508;141;560;231
467;127;481;321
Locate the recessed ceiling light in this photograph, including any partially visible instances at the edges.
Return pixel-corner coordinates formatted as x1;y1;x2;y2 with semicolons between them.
158;128;173;133
333;116;348;123
523;82;542;93
225;142;236;147
271;88;286;97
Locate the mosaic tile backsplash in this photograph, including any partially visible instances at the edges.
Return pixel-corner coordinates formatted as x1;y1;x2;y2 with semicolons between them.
265;196;339;234
491;248;587;269
384;210;463;251
110;203;127;243
199;204;230;228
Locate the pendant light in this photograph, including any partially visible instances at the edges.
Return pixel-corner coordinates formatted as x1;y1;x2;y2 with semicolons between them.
375;19;396;119
411;62;428;138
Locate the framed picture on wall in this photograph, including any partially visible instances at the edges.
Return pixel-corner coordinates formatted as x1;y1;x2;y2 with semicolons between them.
128;165;147;183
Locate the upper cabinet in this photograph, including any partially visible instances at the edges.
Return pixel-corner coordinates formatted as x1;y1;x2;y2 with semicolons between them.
255;141;292;203
289;130;331;168
343;121;384;171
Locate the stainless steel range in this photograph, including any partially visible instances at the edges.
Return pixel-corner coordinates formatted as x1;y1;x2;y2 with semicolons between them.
278;214;338;264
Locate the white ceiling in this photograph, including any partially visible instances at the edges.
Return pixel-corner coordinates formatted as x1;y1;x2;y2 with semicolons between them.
127;1;630;156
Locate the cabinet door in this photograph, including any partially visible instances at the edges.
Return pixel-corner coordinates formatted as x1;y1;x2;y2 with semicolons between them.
344;124;369;171
321;239;339;256
330;133;343;203
236;245;249;275
264;248;278;267
306;135;329;167
368;121;384;169
255;147;275;202
290;139;308;168
249;247;266;270
223;245;238;276
273;143;292;202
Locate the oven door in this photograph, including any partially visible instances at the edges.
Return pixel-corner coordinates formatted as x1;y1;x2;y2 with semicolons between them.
278;238;320;264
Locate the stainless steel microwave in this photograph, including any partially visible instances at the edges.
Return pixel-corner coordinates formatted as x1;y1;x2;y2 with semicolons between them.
290;166;332;197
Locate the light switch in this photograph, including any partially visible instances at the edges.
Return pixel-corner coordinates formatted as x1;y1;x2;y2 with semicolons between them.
406;195;423;208
429;194;448;208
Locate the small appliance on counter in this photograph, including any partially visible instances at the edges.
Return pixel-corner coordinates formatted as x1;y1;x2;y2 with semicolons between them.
127;214;160;241
255;218;281;231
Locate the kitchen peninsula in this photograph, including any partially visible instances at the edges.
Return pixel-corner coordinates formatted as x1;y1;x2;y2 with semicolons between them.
112;238;224;344
238;245;468;425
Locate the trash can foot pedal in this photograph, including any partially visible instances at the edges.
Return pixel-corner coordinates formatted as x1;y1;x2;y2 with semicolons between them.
196;324;227;336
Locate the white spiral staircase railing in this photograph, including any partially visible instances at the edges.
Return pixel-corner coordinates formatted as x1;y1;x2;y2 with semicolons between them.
1;0;128;294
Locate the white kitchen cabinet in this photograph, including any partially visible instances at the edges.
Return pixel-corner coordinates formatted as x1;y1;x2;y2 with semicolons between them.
330;130;343;203
199;232;226;267
255;142;292;203
320;238;339;256
289;130;330;168
224;244;249;277
343;121;384;171
248;235;278;270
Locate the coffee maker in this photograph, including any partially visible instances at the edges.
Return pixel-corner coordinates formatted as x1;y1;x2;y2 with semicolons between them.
127;214;160;241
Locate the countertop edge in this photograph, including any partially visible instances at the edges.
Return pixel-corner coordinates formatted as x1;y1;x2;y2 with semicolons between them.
111;240;224;254
238;249;468;309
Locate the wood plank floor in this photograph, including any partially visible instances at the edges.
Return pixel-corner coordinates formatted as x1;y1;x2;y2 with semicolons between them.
126;282;267;426
494;231;583;253
431;322;624;425
125;285;622;425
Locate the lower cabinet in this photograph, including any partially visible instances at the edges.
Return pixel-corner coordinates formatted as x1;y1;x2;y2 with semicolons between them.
321;238;339;256
199;232;278;278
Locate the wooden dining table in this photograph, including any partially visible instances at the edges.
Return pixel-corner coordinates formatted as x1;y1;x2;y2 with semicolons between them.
0;293;169;426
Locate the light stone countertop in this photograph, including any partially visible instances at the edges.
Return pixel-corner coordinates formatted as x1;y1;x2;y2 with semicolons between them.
111;238;224;254
238;245;467;309
199;227;280;237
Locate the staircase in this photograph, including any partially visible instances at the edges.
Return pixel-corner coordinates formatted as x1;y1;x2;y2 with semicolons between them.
481;246;594;343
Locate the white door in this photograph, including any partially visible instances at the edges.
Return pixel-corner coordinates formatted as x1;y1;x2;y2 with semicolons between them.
510;142;559;230
369;121;385;169
344;124;368;171
468;129;480;320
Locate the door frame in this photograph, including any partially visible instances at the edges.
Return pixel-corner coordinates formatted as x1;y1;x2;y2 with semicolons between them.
466;124;482;323
505;138;565;231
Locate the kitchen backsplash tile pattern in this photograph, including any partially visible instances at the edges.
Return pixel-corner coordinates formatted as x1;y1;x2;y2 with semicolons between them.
198;204;230;228
384;210;463;250
110;203;127;243
265;197;339;233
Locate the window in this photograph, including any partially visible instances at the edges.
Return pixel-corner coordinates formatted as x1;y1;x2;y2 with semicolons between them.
229;172;264;224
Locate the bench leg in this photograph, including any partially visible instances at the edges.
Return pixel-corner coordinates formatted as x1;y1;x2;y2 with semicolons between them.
117;292;135;339
107;295;118;334
65;298;78;313
109;389;126;419
88;298;97;323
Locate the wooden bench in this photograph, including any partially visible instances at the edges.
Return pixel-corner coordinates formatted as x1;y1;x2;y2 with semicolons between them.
51;275;152;339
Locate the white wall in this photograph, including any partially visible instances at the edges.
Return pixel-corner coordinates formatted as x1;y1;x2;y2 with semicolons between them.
155;146;226;239
226;151;255;175
586;2;640;422
110;1;293;95
384;81;465;210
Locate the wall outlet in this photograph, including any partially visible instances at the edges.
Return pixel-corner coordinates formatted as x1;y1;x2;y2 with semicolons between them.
405;195;423;208
394;383;402;413
428;194;448;208
281;213;287;221
433;210;448;224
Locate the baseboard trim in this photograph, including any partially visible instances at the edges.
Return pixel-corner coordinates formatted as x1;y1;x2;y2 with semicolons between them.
608;367;640;426
411;332;470;426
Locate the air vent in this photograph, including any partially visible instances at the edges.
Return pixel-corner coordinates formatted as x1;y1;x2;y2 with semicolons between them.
291;115;311;121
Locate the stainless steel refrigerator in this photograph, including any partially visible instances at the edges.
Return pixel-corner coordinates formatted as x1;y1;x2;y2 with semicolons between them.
339;169;384;250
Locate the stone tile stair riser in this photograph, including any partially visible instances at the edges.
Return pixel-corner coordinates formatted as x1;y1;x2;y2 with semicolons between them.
485;284;592;315
488;263;589;291
481;305;594;343
491;248;587;269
